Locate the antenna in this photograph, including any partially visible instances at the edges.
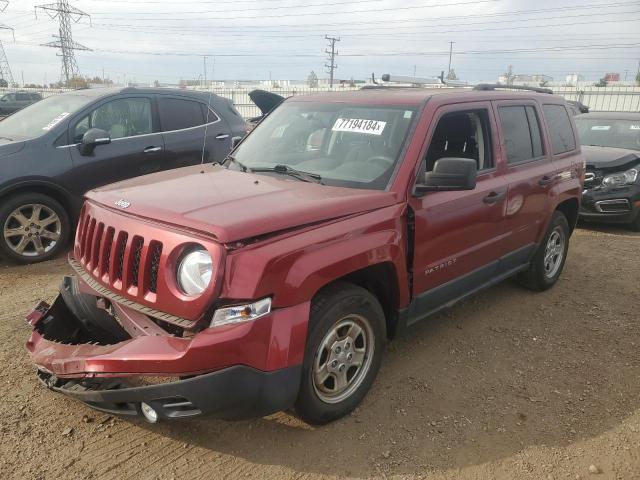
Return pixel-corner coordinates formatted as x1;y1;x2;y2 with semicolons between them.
35;0;91;87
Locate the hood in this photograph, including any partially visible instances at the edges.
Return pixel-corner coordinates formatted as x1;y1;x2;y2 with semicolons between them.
87;164;399;243
581;145;640;170
249;89;285;116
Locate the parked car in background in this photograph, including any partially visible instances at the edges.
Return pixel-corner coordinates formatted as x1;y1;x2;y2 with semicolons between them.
575;112;640;230
26;85;583;425
0;87;247;263
0;91;43;115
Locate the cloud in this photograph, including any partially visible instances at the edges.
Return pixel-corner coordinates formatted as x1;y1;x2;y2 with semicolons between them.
3;0;639;84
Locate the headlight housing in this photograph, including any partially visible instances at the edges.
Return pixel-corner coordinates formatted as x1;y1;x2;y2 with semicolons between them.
602;167;638;187
211;298;272;328
177;249;213;296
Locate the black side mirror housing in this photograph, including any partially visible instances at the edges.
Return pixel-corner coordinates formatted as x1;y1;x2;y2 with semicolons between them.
79;128;111;156
414;157;477;195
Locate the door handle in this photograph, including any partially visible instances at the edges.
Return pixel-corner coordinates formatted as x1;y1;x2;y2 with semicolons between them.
538;175;554;187
483;191;505;204
215;134;230;140
143;146;162;153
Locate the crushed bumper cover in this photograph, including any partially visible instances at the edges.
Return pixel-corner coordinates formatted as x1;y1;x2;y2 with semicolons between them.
37;365;301;420
26;276;309;420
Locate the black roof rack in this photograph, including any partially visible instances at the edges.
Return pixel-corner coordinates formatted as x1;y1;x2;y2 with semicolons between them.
473;83;553;94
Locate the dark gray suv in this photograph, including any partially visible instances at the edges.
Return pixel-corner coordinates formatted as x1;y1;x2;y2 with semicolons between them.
0;87;247;263
0;91;43;115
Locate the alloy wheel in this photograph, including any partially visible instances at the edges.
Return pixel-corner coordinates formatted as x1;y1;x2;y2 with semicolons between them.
543;226;565;279
312;314;375;404
3;203;62;258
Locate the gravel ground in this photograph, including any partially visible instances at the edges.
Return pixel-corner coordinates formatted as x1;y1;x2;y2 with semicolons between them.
0;225;639;480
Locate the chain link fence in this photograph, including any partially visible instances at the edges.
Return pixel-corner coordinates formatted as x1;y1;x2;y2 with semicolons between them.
0;85;638;119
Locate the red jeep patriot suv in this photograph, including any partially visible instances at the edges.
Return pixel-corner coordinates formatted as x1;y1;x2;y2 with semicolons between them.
26;85;584;425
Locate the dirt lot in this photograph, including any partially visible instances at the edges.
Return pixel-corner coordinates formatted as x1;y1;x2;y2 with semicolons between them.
0;225;639;480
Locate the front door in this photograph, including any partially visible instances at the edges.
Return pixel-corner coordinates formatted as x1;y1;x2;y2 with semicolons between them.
408;102;508;322
68;95;166;194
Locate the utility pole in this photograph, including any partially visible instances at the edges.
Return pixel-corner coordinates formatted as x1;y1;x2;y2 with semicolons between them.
35;0;91;87
203;56;207;88
0;1;15;86
325;35;340;88
447;41;455;78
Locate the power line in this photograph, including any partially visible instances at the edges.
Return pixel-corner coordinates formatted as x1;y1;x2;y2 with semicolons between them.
0;0;14;85
70;0;502;22
35;0;91;84
325;35;339;87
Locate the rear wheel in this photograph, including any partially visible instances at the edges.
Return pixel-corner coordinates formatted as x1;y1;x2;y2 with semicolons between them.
0;193;70;264
295;282;385;425
517;211;570;291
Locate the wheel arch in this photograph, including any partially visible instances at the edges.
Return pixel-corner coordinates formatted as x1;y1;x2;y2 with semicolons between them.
0;181;78;223
554;197;579;235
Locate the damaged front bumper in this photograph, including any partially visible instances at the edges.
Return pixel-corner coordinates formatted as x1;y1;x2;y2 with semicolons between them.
26;276;308;421
580;184;640;225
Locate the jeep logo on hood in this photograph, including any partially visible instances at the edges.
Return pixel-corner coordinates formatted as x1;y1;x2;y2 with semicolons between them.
114;199;131;209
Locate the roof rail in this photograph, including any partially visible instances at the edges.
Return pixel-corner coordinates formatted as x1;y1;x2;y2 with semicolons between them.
473;83;553;94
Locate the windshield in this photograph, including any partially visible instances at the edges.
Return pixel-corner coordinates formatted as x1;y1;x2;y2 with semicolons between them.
231;101;417;189
575;117;640;151
0;94;95;141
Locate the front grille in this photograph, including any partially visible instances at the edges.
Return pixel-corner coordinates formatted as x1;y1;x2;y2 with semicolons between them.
76;213;163;299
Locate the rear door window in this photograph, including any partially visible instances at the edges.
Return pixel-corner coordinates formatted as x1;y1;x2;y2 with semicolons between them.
543;104;576;154
498;105;544;164
158;97;207;132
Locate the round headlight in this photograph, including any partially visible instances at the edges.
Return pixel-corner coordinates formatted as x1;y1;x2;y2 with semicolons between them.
177;249;213;296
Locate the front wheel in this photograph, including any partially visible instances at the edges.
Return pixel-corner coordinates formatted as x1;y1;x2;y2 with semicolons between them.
0;193;70;264
295;282;385;425
517;211;570;291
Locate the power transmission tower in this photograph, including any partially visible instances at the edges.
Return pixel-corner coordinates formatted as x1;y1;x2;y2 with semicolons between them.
325;35;340;88
35;0;91;86
0;0;15;86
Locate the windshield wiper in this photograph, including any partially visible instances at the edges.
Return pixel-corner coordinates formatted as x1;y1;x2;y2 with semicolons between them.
252;164;322;184
222;154;251;172
0;136;14;141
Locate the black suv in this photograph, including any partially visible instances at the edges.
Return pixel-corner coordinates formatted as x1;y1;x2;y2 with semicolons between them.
0;87;247;263
0;91;43;115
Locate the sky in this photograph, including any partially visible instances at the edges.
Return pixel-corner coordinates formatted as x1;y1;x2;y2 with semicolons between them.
1;0;639;85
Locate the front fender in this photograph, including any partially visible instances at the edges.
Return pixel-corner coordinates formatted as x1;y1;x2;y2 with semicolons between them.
222;204;410;309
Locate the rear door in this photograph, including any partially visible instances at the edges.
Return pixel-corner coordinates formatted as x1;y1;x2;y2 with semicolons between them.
157;95;232;168
68;94;166;194
408;101;509;317
494;101;553;254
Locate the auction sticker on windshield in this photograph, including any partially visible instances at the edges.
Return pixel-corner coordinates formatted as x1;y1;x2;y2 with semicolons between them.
332;118;387;135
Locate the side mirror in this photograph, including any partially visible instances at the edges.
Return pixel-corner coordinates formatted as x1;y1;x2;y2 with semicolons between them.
231;136;243;148
414;157;477;195
79;128;111;156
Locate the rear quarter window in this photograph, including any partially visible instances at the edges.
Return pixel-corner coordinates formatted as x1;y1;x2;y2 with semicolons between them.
158;97;206;132
543;104;576;154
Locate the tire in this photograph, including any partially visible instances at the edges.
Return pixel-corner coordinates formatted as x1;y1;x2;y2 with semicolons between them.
295;281;386;425
629;213;640;232
0;192;70;264
517;211;570;291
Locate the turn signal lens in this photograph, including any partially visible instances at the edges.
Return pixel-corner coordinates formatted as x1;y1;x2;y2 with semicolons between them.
211;298;272;328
